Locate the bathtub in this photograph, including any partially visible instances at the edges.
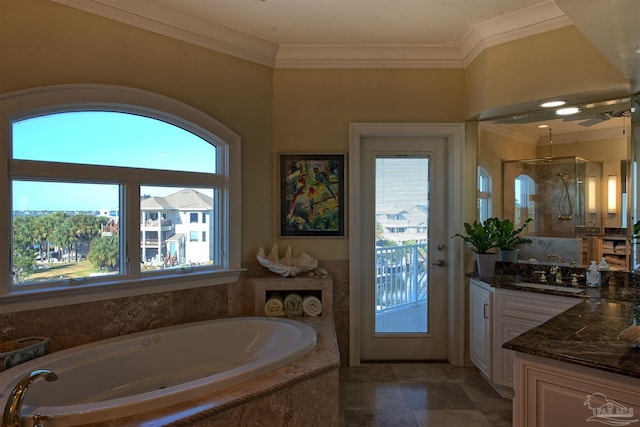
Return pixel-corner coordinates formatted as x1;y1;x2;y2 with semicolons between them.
0;317;317;426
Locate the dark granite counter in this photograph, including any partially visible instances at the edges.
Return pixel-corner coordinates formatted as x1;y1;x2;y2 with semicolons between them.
475;272;640;379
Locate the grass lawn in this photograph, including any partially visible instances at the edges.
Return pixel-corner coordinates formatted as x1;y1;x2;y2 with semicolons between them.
29;260;101;281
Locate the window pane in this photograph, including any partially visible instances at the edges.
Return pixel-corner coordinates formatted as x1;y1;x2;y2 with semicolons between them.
141;186;215;271
12;181;121;285
12;112;216;173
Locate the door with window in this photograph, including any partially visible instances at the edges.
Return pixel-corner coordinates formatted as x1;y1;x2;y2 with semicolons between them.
360;136;448;360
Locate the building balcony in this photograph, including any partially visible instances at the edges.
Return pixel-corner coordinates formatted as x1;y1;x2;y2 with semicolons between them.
141;219;172;229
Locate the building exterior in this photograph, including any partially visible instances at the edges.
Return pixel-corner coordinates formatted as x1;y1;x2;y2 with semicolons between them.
140;189;214;268
376;204;428;245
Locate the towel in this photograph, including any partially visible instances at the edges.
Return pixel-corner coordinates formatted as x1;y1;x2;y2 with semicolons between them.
283;293;304;317
302;295;322;317
264;293;285;317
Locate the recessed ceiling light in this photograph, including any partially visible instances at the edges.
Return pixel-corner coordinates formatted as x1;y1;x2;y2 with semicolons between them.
540;100;566;108
537;124;550;128
556;107;580;116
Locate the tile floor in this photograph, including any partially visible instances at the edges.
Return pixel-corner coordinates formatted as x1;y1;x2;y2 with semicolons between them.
339;363;513;426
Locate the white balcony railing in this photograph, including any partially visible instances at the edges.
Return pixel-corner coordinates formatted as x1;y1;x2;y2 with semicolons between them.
375;243;428;314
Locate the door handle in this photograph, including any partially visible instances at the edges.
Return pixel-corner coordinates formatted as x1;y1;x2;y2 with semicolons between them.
431;260;445;267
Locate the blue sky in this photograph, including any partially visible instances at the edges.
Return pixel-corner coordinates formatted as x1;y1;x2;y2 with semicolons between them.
11;111;216;211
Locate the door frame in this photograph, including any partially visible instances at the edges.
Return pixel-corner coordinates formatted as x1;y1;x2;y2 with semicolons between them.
348;122;466;367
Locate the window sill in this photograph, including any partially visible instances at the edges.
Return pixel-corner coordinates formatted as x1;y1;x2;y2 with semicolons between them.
0;269;244;313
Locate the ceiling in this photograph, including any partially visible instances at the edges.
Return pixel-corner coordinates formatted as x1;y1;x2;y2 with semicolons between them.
54;0;639;139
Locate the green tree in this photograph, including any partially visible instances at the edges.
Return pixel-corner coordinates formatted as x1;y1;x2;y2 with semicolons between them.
12;215;39;282
87;235;119;271
13;246;37;282
72;214;108;261
375;221;385;242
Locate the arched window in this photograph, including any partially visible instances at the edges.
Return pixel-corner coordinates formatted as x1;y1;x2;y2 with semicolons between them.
477;166;492;222
515;174;536;230
0;85;241;310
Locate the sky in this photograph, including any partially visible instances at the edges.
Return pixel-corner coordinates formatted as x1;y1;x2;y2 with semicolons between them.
11;111;217;211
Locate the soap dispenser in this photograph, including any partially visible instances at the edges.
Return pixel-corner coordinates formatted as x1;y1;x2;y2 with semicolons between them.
599;257;609;270
586;260;601;287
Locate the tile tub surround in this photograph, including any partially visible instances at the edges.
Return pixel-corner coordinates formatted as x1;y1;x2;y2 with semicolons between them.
107;316;340;426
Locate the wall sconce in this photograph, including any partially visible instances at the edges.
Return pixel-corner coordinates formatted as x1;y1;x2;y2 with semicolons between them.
588;176;597;214
607;175;617;215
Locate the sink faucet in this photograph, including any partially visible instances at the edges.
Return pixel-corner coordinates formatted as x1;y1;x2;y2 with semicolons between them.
550;265;563;284
546;253;564;263
2;369;57;427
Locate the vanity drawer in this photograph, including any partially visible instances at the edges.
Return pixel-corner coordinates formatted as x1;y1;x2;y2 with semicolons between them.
496;288;580;323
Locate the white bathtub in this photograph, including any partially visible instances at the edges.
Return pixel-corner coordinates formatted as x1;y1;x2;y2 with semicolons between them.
0;317;317;426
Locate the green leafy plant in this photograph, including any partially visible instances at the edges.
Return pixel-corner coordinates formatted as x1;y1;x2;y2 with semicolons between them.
633;220;640;242
453;219;498;254
492;217;532;250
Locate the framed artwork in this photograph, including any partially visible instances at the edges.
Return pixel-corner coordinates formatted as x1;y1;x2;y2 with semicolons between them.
280;153;345;237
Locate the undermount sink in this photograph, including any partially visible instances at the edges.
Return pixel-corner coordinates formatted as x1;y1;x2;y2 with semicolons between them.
514;282;585;294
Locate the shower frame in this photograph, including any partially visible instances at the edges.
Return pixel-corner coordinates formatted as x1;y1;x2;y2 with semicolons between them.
502;156;603;239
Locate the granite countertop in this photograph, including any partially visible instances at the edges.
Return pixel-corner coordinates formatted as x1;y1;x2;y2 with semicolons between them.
503;299;640;378
473;273;640;379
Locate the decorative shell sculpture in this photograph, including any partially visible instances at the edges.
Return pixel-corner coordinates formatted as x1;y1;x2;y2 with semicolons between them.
257;244;318;277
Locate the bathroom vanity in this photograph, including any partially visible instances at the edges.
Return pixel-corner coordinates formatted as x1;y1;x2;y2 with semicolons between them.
471;275;640;426
469;278;582;397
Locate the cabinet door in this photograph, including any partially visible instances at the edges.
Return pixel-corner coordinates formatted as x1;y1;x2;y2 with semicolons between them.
494;289;581;389
515;353;640;427
469;280;492;378
495;318;531;388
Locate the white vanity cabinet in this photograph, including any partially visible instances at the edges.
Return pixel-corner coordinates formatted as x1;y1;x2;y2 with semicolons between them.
469;279;582;397
493;288;581;391
469;278;493;378
514;353;640;427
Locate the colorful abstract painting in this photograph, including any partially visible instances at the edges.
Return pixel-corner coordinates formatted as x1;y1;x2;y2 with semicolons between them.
280;153;345;237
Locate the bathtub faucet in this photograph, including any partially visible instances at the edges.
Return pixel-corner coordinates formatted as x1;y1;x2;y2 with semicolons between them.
2;369;58;427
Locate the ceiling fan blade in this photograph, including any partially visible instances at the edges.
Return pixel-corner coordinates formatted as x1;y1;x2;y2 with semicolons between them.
578;117;605;127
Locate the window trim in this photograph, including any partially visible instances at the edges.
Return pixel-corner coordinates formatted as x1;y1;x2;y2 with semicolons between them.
0;84;242;312
477;165;493;222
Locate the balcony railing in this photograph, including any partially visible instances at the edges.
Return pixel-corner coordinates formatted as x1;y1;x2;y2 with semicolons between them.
376;243;428;314
143;219;172;227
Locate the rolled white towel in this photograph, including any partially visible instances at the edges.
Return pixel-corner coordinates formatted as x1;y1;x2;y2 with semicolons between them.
264;293;285;317
302;295;322;317
283;293;304;317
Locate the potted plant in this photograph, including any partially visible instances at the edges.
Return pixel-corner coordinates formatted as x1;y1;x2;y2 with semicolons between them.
493;217;532;263
453;218;499;277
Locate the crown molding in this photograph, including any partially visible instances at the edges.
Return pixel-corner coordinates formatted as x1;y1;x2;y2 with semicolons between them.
481;122;629;146
51;0;278;67
460;0;573;66
274;45;464;69
481;123;540;145
52;0;571;69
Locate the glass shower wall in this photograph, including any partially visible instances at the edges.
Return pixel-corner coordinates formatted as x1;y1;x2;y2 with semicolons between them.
503;156;603;239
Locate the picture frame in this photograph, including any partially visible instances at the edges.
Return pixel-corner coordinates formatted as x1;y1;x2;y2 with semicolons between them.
280;153;345;237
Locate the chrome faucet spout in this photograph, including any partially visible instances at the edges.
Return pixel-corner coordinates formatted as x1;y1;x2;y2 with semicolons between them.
2;369;57;427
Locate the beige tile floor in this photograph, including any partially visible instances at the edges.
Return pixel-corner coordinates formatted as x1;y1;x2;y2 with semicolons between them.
339;363;513;427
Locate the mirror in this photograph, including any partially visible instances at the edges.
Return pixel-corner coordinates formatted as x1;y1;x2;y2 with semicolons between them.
479;96;632;269
631;96;640;270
